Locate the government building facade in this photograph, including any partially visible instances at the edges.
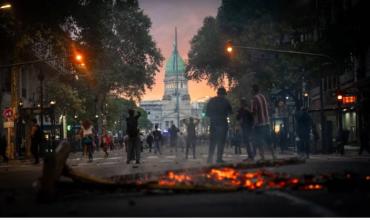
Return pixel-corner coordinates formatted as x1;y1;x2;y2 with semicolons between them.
140;30;206;132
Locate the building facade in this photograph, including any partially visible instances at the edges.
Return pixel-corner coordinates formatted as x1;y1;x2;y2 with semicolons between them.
140;29;192;131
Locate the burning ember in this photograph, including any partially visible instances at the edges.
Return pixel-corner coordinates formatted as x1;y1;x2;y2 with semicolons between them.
108;159;370;193
158;171;193;186
154;167;328;191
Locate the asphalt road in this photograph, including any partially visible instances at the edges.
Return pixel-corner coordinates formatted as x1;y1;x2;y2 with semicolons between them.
0;147;369;217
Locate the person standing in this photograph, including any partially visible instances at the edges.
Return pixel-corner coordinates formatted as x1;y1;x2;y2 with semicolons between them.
206;87;233;163
182;117;200;159
169;124;179;153
146;133;154;153
236;97;255;160
80;120;95;162
126;109;141;164
296;107;313;159
152;124;162;154
231;127;242;155
0;132;9;163
250;84;276;160
31;118;43;164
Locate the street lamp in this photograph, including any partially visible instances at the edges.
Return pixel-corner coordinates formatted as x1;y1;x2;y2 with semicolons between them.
0;3;11;9
226;40;233;54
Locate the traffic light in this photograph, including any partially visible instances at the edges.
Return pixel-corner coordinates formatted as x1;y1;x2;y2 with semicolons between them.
67;125;71;131
201;112;205;118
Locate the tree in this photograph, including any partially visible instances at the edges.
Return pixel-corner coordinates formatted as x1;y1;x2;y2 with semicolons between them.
69;0;163;132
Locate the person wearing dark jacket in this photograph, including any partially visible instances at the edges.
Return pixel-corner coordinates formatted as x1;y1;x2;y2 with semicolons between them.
182;117;200;159
296;107;313;159
206;87;232;163
126;109;141;164
152;124;162;154
236;97;255;160
0;132;9;163
31;118;43;164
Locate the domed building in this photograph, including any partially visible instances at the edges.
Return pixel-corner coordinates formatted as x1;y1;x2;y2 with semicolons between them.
161;28;191;129
140;28;192;130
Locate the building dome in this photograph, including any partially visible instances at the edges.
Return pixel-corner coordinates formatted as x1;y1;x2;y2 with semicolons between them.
165;50;186;76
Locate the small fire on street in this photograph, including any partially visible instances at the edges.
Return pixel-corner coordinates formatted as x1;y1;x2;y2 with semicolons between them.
112;166;370;193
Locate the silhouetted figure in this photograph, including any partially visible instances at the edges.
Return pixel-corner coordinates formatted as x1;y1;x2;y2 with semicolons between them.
278;124;288;153
231;127;242;155
0;132;8;163
169;124;179;153
152;124;162;154
31;118;43;164
182;117;200;159
250;84;276;160
126;109;141;164
336;129;349;155
146;133;154;152
236;97;255;160
296;107;313;159
359;128;369;155
206;87;232;163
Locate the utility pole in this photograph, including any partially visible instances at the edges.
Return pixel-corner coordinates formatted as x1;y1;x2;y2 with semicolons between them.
174;27;180;128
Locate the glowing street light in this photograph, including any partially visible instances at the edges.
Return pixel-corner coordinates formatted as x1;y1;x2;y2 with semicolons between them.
75;54;83;62
226;40;233;54
337;94;343;101
0;3;11;9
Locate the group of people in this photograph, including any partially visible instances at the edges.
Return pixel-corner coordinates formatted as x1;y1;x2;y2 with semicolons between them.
206;85;279;163
206;84;316;163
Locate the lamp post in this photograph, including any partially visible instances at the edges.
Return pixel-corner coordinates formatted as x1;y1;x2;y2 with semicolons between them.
226;41;339;152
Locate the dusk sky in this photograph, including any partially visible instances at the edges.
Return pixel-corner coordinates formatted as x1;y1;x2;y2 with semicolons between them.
139;0;222;101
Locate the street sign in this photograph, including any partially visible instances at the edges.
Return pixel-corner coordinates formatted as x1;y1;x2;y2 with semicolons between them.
2;108;13;119
3;121;14;128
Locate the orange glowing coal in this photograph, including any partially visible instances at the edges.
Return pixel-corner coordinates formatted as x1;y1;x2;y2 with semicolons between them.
158;171;192;186
304;184;323;190
208;168;240;181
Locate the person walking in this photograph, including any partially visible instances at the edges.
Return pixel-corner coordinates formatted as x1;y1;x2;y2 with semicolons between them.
80;120;95;162
236;97;255;160
0;132;9;163
206;87;233;163
182;117;200;159
146;133;154;153
250;84;276;161
30;118;43;164
100;127;110;158
152;124;162;154
169;124;179;153
126;109;141;164
296;107;313;159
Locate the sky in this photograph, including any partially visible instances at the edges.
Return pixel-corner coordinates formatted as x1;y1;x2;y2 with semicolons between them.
139;0;221;101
